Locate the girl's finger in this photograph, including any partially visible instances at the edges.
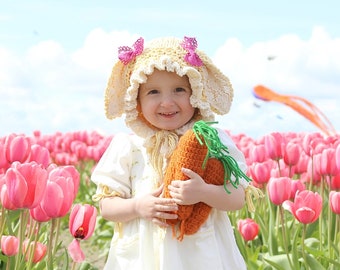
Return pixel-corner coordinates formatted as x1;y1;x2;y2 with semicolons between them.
181;167;198;178
152;184;164;197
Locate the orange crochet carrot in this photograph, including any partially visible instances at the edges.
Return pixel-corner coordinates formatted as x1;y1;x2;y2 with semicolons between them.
162;128;208;228
163;121;251;241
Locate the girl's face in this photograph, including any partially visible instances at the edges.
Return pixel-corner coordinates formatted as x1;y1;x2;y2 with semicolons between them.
138;69;195;131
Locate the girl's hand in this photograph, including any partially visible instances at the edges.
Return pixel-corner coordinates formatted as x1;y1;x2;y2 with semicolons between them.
167;168;207;205
135;185;178;227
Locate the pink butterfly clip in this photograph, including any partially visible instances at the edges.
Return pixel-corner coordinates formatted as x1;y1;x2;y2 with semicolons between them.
118;37;144;65
181;36;203;67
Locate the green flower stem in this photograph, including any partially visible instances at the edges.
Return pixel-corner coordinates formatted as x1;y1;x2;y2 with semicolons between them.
301;224;308;269
6;257;11;270
268;193;278;255
276;159;282;177
336;215;340;264
71;261;78;270
14;209;29;270
319;176;325;251
0;205;6;239
47;218;57;270
27;238;38;270
279;205;293;269
244;242;249;267
52;218;61;255
308;155;314;190
26;221;41;270
328;203;333;260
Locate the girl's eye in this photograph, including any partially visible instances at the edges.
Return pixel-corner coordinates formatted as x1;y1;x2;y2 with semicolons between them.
175;87;186;92
148;89;159;95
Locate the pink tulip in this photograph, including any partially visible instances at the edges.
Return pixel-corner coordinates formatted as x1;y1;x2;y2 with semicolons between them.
249;144;267;163
283;190;322;224
68;239;85;263
302;133;323;156
289;179;306;200
329;191;340;215
69;204;97;240
306;156;322;184
0;184;17;210
30;204;51;222
267;177;292;205
5;134;31;164
40;175;75;218
22;239;47;263
329;175;340;190
248;160;272;186
70;141;87;160
314;143;328;155
270;162;291;178
294;152;309;175
237;218;260;242
336;144;340;171
86;145;104;162
283;142;301;166
264;132;285;160
1;235;19;256
37;165;79;218
54;152;78;165
28;144;51;168
0;141;11;171
5;161;48;209
319;148;339;176
48;165;80;199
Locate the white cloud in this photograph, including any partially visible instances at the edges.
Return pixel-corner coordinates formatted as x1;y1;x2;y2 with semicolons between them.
0;27;339;138
213;26;340;138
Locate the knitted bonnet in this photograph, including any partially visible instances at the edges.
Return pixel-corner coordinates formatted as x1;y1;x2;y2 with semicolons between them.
104;36;234;138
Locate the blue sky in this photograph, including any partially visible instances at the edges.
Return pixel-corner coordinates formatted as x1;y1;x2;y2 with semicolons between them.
1;0;339;138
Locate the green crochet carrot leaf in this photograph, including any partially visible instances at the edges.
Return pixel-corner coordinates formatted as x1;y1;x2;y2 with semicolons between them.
192;120;252;193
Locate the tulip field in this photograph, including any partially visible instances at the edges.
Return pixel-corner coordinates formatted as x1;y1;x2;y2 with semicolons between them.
0;129;340;269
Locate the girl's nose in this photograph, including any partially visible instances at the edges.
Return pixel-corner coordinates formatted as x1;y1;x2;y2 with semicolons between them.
160;94;175;107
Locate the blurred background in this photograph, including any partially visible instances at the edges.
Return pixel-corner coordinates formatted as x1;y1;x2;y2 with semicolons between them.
1;0;339;139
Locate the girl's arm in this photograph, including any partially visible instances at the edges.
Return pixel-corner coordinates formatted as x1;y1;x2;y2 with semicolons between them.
99;185;178;226
168;168;246;211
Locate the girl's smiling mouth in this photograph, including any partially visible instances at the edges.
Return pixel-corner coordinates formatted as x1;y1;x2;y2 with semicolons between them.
159;112;178;117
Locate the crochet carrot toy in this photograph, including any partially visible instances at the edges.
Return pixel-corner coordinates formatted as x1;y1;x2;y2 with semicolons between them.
162;120;252;241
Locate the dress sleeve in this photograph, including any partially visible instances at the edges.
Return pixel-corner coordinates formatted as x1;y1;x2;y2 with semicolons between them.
91;133;135;200
217;128;250;189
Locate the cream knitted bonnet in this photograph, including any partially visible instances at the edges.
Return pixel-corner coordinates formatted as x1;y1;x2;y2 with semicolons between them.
104;36;234;139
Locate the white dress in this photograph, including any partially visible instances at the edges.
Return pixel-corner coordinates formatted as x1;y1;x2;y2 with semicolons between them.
91;130;248;270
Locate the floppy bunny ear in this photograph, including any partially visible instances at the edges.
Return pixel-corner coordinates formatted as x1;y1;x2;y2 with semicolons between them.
104;61;130;119
199;53;234;115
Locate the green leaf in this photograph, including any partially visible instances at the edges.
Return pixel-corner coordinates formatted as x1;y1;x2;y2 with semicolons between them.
263;254;291;270
268;200;278;255
305;253;326;270
79;262;99;270
291;224;301;269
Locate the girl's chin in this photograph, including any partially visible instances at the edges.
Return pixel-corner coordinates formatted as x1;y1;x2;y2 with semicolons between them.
153;122;182;131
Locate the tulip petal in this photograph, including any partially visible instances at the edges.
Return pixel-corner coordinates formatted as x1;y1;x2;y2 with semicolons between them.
1;235;19;256
68;239;85;263
5;168;28;207
83;205;97;240
295;207;316;224
41;181;63;218
282;200;294;213
70;205;85;237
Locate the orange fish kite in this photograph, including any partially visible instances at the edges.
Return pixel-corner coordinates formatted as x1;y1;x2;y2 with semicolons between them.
253;85;336;136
